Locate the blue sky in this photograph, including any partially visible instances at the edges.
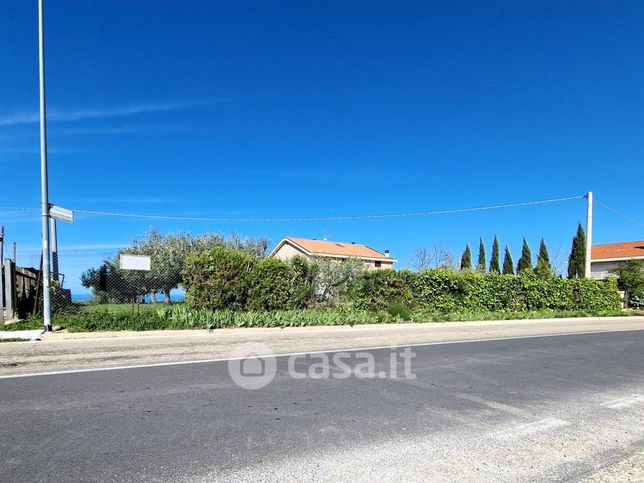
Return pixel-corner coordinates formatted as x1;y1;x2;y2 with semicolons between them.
1;1;643;295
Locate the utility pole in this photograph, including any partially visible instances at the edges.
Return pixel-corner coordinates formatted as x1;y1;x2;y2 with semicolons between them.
38;0;52;331
51;218;59;282
585;191;593;279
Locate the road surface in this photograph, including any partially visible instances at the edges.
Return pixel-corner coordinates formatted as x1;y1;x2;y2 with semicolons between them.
0;326;643;481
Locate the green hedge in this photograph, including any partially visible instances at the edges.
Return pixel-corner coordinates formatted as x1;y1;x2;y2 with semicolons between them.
348;269;622;312
183;247;317;311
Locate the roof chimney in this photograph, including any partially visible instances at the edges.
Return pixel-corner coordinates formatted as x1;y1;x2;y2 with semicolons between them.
351;241;355;244
384;249;390;257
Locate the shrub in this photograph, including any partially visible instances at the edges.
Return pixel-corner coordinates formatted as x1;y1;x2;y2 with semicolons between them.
610;260;644;307
386;302;412;320
348;268;621;313
183;246;255;310
183;248;318;311
247;257;316;310
347;269;415;310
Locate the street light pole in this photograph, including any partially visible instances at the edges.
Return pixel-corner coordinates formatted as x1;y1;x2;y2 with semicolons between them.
38;0;52;331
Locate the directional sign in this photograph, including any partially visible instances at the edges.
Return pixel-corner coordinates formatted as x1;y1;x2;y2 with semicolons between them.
49;204;74;224
120;254;151;271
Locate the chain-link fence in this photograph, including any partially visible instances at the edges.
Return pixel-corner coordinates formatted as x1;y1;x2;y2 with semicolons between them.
0;193;607;321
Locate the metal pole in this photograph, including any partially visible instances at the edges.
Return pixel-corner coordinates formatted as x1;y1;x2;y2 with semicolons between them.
0;226;4;323
51;218;59;282
584;191;593;279
38;0;52;330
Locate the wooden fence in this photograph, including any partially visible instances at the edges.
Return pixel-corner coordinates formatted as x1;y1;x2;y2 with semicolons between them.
3;261;38;321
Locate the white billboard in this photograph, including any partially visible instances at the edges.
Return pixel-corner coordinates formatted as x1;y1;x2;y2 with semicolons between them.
119;254;151;271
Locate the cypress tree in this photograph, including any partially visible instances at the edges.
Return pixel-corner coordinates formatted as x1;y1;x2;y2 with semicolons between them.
477;238;486;272
517;238;532;273
489;236;500;273
502;246;514;275
535;239;553;278
460;244;472;270
567;223;586;279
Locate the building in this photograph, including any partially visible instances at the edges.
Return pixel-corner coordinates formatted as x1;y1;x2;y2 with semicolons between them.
590;240;644;279
269;237;396;269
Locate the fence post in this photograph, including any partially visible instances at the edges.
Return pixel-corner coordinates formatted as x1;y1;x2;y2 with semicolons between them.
3;259;16;321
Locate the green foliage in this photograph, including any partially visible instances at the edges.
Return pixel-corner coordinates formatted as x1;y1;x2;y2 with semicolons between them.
183;246;255;311
347;268;621;313
183;247;319;311
517;238;532;273
489;236;500;273
386;302;412;320
610;259;644;307
312;256;366;303
568;223;586;279
34;301;627;333
247;257;316;310
0;316;45;331
535;239;553;278
502;246;514;275
81;259;142;303
347;269;415;310
80;230;269;303
460;244;472;270
477;238;486;272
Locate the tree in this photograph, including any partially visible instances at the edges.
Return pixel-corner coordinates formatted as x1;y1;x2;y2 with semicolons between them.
535;239;553;278
460;244;472;271
477;238;486;272
81;230;269;304
80;258;145;303
412;243;456;271
502;246;514;275
312;256;366;303
489;236;500;273
568;223;586;279
517;238;532;273
411;247;431;271
610;260;644;306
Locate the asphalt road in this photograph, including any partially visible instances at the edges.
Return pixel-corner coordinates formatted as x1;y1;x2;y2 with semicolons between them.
1;329;643;482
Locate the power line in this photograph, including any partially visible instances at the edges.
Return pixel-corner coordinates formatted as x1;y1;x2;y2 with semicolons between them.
595;199;644;230
68;194;584;222
0;194;585;223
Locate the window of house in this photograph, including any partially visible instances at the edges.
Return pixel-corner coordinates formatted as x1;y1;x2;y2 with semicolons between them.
375;261;382;268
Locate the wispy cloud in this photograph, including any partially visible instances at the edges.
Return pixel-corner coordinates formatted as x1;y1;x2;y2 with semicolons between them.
0;146;88;155
51;123;191;136
0;98;232;127
245;167;412;187
19;243;128;254
69;197;175;204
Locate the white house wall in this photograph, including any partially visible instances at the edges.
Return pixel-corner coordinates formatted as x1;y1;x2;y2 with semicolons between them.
590;260;622;279
272;243;307;261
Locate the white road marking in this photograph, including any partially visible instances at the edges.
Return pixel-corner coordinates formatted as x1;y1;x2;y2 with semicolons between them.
496;417;570;440
601;394;644;409
0;327;642;380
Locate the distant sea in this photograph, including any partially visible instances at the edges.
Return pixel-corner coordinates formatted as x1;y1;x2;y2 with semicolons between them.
72;292;186;303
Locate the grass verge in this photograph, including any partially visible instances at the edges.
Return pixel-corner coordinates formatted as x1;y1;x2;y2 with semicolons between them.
11;305;635;333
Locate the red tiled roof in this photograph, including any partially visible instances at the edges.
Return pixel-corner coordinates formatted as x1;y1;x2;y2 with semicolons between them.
276;237;394;261
591;240;644;260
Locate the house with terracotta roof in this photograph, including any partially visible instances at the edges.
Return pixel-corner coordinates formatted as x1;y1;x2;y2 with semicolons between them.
590;240;644;279
269;237;396;270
